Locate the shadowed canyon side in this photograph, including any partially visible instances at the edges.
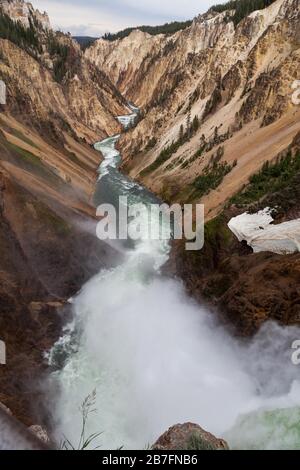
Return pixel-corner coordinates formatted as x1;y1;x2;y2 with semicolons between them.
0;0;129;427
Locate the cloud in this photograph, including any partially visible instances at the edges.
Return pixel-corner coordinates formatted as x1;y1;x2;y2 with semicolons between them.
114;0;215;19
31;0;223;36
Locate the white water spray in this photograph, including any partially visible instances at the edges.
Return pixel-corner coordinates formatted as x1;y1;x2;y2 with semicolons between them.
50;113;300;450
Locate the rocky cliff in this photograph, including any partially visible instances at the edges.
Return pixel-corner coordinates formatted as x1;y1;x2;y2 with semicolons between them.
86;0;300;336
0;0;128;143
0;0;126;426
0;0;50;30
86;0;300;217
165;132;300;336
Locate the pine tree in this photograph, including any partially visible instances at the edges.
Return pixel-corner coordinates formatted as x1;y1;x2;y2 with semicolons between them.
191;115;200;134
178;124;184;143
214;126;219;143
186;109;191;139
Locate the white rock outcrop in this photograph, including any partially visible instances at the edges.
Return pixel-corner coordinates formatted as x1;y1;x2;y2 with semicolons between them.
228;208;300;255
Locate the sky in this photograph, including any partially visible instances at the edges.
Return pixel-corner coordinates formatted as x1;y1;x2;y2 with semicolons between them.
31;0;223;37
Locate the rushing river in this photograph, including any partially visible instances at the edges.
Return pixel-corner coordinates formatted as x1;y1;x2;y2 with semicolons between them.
50;109;300;450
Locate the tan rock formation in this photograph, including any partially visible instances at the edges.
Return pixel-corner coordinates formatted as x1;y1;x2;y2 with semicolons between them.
0;0;51;30
86;0;300;215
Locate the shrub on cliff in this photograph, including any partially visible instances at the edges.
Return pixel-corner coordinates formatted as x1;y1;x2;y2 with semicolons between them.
231;151;300;206
0;12;41;56
192;160;235;199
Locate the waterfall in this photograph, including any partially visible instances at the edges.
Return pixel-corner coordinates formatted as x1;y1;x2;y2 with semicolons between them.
49;110;300;450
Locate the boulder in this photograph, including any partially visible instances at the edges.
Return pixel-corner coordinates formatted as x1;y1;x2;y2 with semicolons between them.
152;423;229;450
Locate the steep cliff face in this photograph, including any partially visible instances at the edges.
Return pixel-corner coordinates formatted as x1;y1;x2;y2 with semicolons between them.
165;132;300;336
0;38;126;143
0;113;122;426
0;147;119;425
86;30;166;107
0;0;126;426
0;0;50;30
85;10;236;109
86;0;300;217
0;0;129;143
85;0;300;338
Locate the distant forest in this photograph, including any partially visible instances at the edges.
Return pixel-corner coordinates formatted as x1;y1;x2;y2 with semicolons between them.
210;0;277;25
73;36;98;49
102;20;193;42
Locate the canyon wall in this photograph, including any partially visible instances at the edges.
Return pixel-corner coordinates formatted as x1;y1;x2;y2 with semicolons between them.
86;0;300;336
1;0;50;30
0;0;126;426
0;0;300;438
87;0;300;217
